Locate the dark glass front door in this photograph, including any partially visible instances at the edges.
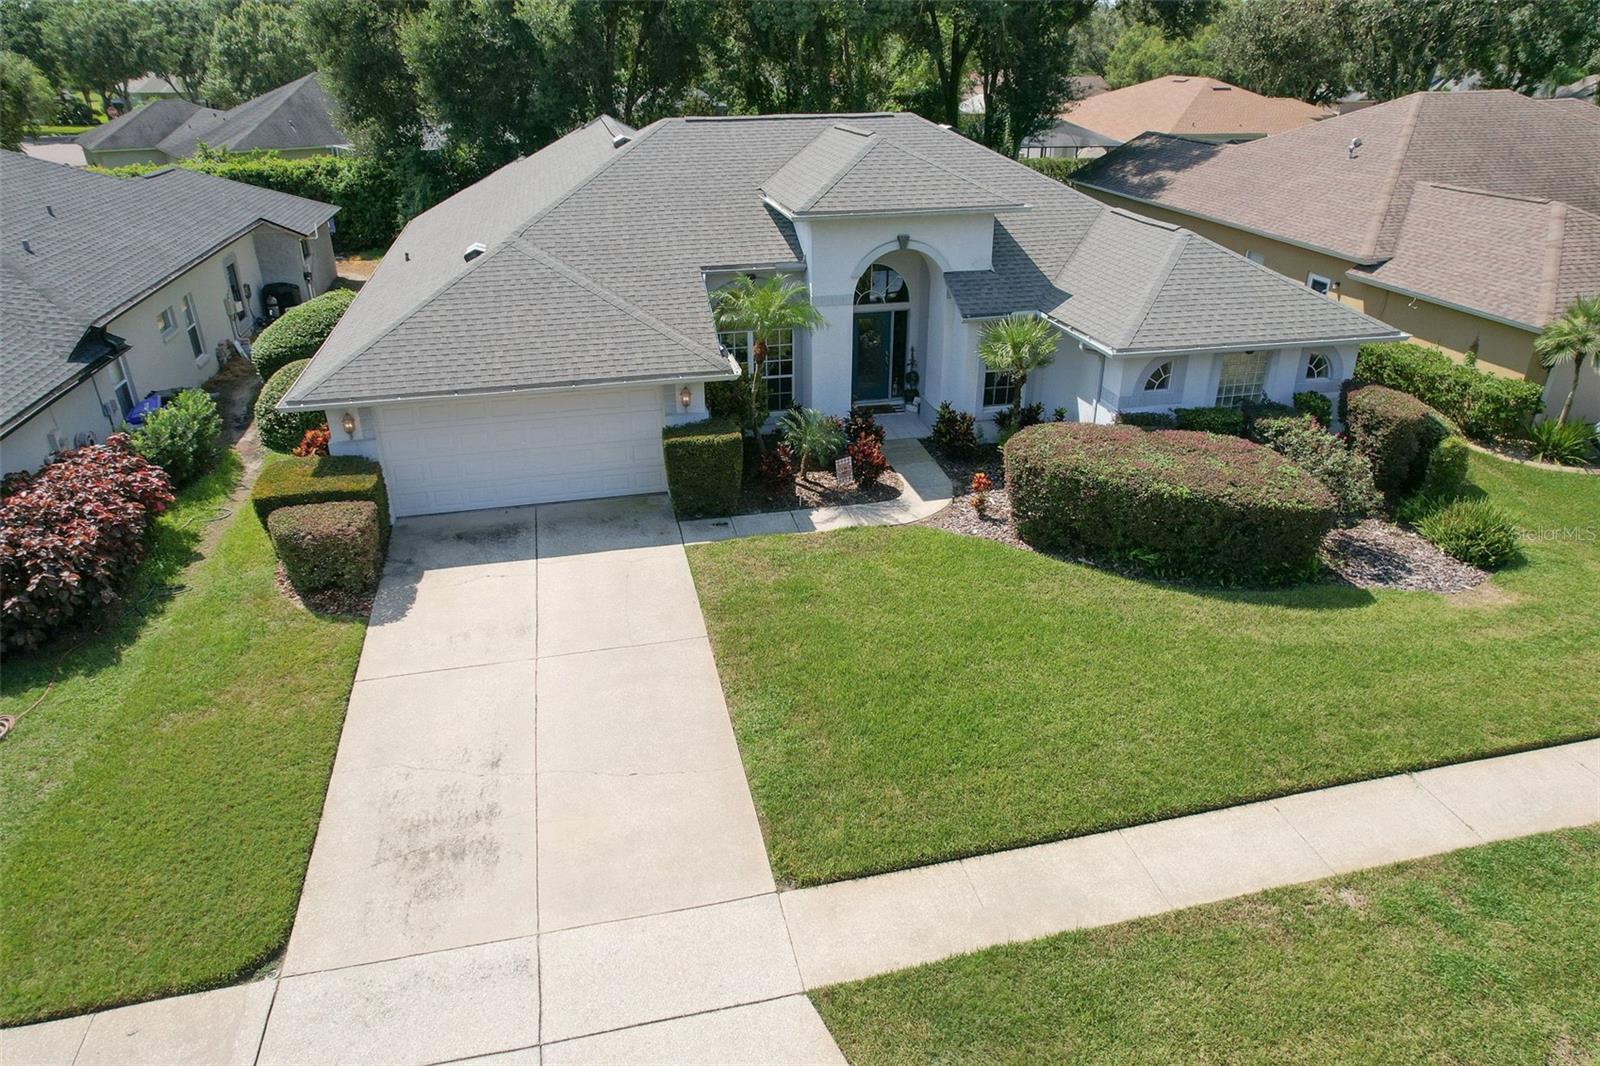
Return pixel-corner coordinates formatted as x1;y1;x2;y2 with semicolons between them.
853;312;891;402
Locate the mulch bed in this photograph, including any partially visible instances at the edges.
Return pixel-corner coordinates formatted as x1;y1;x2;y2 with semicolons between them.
274;567;374;618
738;467;906;513
1319;520;1488;593
919;441;1488;594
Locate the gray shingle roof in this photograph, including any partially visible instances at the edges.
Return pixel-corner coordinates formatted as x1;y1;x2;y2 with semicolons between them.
286;111;1401;409
77;98;213;152
1354;184;1600;330
1;151;338;434
1074;90;1600;264
763;123;1023;217
76;74;346;159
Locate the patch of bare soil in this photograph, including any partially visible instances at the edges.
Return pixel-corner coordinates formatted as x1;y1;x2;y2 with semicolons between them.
1320;520;1488;594
335;258;379;286
274;566;375;619
739;468;906;513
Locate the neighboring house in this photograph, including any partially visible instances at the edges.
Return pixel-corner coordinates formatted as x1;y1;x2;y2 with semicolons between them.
127;73;189;106
1058;76;1332;145
1019;118;1121;160
77;75;350;168
279;112;1400;519
0;152;338;475
1072;90;1600;420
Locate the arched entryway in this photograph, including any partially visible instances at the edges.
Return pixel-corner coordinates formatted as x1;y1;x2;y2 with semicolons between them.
852;262;912;405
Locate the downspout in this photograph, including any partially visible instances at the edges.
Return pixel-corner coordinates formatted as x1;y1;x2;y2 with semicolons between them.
89;371;118;434
1091;347;1108;424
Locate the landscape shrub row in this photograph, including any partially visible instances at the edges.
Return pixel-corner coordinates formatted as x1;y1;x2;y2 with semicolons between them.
1341;384;1456;496
251;454;391;549
662;417;743;517
1249;415;1382;516
250;289;356;380
1353;342;1543;440
1;436;174;651
1003;423;1336;584
255;360;328;453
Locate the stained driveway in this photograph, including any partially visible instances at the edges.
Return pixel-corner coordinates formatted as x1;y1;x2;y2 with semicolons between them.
261;496;842;1064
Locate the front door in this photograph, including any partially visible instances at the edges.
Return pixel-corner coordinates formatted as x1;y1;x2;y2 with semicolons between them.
853;312;892;402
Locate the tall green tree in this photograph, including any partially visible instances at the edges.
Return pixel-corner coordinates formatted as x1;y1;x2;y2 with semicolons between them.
1119;0;1221;40
300;0;427;156
1534;295;1600;425
1455;0;1600;94
202;0;313;107
1066;4;1122;77
970;0;1094;155
708;0;907;116
1344;0;1472;100
519;0;712;126
978;314;1057;419
44;0;156;110
148;0;228;103
0;0;61;87
1208;0;1350;103
711;275;825;452
0;50;55;148
1103;20;1217;88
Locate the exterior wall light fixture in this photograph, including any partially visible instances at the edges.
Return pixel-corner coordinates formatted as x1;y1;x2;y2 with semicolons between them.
341;410;356;438
679;386;693;410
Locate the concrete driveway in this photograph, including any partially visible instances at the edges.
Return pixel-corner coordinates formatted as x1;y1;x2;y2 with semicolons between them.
259;496;841;1064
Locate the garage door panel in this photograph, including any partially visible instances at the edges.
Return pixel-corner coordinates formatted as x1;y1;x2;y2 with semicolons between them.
376;388;670;517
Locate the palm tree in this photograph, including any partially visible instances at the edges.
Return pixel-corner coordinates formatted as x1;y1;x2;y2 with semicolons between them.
778;407;846;478
1534;294;1600;424
712;275;826;450
977;314;1059;419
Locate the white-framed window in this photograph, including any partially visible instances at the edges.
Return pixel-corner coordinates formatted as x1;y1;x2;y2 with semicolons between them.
1245;250;1266;265
718;328;795;412
982;369;1017;408
109;355;136;418
1305;350;1332;380
181;293;204;360
1143;360;1173;391
1216;351;1269;407
1306;272;1332;295
156;305;178;338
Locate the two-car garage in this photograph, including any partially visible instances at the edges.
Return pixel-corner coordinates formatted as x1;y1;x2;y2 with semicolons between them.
372;386;670;518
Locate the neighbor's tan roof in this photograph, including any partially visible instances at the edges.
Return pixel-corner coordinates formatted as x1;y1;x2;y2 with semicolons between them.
1354;184;1600;331
1074;91;1600;265
1061;76;1330;142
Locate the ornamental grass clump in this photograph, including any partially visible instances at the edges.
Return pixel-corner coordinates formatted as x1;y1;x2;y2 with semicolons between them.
1004;423;1336;585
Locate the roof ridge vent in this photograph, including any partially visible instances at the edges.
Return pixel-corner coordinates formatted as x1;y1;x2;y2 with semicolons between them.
463;242;487;262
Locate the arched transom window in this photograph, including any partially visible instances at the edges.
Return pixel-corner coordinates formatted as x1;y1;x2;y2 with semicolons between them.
1305;351;1331;380
1143;360;1173;391
854;264;910;305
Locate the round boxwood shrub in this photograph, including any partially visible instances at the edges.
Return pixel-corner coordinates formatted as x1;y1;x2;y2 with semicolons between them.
267;500;383;595
1004;423;1337;584
1341;384;1457;497
255;360;327;453
250;288;356;380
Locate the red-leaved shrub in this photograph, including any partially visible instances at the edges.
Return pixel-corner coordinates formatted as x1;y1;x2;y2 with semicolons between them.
758;443;796;484
1;434;174;651
847;434;888;486
293;426;332;457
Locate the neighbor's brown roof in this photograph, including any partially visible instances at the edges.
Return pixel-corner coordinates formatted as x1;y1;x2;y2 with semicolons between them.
1354;184;1600;330
1073;90;1600;264
1061;76;1330;142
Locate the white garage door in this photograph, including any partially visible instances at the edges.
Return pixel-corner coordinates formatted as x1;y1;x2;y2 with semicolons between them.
376;387;668;517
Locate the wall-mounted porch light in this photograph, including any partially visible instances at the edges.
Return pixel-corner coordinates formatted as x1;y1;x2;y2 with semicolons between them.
678;385;693;410
341;410;356;438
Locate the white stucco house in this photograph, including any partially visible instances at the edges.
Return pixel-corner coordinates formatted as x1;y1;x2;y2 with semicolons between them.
280;113;1402;518
1;151;338;475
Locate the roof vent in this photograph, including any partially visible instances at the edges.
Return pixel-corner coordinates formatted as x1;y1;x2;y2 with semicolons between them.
611;134;631;147
21;239;32;254
463;242;487;263
46;205;54;216
1348;136;1362;159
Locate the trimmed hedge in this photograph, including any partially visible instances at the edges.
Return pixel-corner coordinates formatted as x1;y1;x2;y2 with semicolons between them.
1342;384;1457;497
1353;341;1544;440
250;288;355;380
251;454;390;549
1115;411;1177;430
1019;156;1089;184
662;417;742;518
1004;423;1337;584
1293;390;1333;423
267;500;383;594
1419;433;1470;499
1173;406;1247;436
254;360;328;453
130;388;222;487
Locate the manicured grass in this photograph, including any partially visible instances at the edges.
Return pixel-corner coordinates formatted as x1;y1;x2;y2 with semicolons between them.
813;828;1600;1064
688;453;1600;886
30;124;94;136
0;455;366;1025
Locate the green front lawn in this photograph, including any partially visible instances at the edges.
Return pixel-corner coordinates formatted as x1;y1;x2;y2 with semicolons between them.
814;828;1600;1064
688;453;1600;886
0;456;366;1025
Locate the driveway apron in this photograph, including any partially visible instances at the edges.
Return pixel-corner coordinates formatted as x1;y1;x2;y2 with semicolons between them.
261;496;840;1064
